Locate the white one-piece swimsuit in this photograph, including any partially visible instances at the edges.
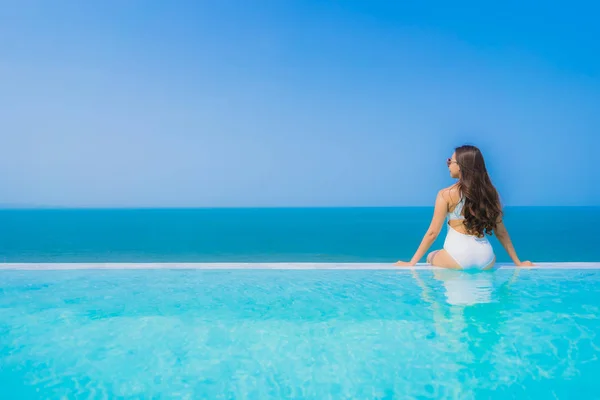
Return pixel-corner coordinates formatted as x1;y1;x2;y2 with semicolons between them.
443;197;495;270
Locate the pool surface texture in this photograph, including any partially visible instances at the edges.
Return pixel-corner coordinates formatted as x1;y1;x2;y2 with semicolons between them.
1;263;599;399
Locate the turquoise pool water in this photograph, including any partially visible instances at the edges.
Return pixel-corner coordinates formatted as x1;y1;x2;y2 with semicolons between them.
1;268;599;399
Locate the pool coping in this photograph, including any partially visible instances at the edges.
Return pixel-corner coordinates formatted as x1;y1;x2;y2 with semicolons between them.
0;262;598;270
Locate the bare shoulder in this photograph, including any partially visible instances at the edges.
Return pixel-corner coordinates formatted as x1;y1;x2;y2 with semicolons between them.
438;184;460;203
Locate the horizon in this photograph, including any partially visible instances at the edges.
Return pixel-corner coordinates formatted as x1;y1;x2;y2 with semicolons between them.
2;204;599;210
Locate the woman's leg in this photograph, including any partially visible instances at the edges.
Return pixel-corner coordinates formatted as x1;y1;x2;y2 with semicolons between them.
426;250;440;264
481;255;497;270
428;249;462;269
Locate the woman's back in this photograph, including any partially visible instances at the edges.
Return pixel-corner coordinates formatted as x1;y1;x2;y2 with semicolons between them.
443;185;475;236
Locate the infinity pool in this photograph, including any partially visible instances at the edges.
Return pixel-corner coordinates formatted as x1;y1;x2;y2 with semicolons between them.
1;266;599;399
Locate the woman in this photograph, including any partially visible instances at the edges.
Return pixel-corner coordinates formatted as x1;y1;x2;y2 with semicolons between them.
395;145;533;270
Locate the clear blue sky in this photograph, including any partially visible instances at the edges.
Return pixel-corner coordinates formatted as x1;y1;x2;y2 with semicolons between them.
1;1;598;207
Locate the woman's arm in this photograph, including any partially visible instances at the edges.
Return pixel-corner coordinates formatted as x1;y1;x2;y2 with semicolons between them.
495;219;533;267
396;190;448;266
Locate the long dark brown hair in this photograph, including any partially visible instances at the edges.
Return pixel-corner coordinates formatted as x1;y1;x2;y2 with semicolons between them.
455;145;502;237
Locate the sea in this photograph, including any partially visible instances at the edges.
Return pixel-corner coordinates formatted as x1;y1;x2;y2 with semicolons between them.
0;207;598;263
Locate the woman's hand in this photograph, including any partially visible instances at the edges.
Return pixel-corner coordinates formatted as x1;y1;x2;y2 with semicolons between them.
395;261;416;267
516;260;534;267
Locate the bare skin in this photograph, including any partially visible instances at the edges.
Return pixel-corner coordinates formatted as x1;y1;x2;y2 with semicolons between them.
395;152;534;269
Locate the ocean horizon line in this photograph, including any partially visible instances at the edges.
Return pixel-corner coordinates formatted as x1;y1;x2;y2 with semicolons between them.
1;205;599;210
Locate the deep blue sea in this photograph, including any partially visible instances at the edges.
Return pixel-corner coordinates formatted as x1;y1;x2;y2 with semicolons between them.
0;207;598;263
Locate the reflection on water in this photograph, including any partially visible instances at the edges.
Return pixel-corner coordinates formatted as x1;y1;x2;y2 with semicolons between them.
410;267;521;307
434;269;508;306
407;267;535;398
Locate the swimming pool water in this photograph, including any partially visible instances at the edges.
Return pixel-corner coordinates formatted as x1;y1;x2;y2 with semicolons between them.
1;268;599;399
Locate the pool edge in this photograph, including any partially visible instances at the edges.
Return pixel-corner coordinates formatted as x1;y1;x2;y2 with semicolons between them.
0;262;598;270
